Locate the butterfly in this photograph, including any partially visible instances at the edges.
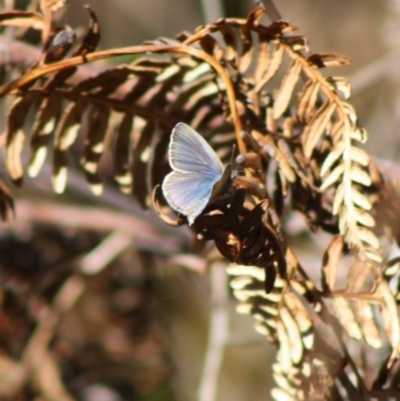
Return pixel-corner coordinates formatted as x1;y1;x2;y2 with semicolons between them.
162;123;232;225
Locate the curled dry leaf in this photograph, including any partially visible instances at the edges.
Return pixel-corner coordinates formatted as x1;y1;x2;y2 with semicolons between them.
5;94;37;184
284;292;314;351
302;100;336;158
296;79;320;124
307;53;352;68
73;6;101;57
276;320;293;373
351;208;376;228
348;146;370;166
273;60;302;119
321;235;344;292
280;307;303;364
349;166;372;187
254;42;285;92
349;187;372;211
320;162;345;191
81;105;111;196
320;141;345;176
326;76;351;99
28;96;63;177
52;101;84;194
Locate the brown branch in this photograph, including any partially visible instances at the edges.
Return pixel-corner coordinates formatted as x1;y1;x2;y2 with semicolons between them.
17;161;191;246
78;230;133;275
13;199;185;254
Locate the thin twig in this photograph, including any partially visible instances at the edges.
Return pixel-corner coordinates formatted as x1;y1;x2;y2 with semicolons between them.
198;262;229;401
12;199;185;254
21;276;85;399
78;230;133;275
33;352;77;401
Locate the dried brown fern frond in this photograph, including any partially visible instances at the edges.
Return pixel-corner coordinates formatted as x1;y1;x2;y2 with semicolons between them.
0;4;383;265
0;2;399;400
226;262;363;400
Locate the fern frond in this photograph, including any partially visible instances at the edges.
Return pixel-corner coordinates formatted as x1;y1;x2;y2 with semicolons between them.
226;263;359;400
0;4;396;399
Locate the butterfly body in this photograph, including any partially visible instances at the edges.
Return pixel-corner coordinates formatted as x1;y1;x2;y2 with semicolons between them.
162;123;226;225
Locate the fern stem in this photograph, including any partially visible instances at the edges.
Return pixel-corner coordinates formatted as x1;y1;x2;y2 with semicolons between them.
0;44;247;154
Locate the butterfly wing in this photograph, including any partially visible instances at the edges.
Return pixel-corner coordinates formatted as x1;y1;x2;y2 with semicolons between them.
162;170;220;225
162;123;226;224
169;123;223;177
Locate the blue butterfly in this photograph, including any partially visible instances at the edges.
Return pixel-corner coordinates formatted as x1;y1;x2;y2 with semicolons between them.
162;123;231;225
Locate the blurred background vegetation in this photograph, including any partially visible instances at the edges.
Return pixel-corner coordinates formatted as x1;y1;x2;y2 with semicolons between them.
0;1;399;400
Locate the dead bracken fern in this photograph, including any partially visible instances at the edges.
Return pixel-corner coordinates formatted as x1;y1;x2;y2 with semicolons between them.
0;1;399;400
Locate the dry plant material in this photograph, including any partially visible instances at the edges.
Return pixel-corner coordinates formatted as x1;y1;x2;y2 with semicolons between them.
0;2;398;400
